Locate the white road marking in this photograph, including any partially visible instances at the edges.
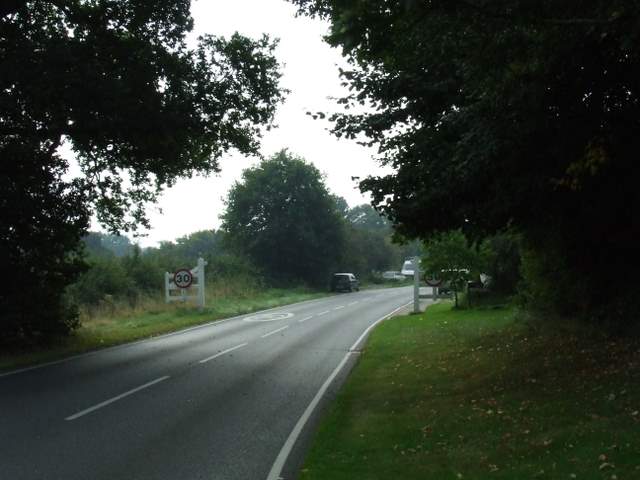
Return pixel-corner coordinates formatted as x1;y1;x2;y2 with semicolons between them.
317;310;330;316
0;295;333;379
65;376;170;421
333;305;345;310
266;300;413;480
261;326;289;338
199;342;249;364
348;301;359;306
244;312;294;323
298;316;314;323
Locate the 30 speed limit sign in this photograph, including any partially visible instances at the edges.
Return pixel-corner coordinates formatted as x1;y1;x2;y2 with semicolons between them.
173;269;193;289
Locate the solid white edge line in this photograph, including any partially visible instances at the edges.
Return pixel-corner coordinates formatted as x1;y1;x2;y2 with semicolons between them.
199;342;249;364
261;326;289;338
65;375;170;421
265;300;413;480
298;316;314;323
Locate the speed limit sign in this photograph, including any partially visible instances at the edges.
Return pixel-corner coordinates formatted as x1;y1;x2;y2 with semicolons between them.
424;273;443;287
173;269;193;289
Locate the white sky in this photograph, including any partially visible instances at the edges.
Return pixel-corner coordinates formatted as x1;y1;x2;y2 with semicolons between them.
109;0;387;247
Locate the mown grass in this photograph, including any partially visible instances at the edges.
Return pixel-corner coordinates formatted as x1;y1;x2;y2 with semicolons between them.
0;283;327;372
301;302;640;479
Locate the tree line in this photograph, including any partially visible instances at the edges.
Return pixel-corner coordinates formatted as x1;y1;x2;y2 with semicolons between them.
1;1;284;344
67;150;418;320
292;0;640;328
4;1;636;345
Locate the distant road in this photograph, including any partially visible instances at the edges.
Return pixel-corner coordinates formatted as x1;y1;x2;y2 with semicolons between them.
0;286;417;480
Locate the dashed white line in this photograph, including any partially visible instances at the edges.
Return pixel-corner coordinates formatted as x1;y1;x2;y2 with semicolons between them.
199;342;249;364
333;305;345;310
317;310;330;316
348;301;359;306
261;326;289;338
298;316;314;323
65;376;170;421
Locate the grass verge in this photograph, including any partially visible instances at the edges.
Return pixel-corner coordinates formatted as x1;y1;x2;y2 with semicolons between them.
0;287;327;373
301;302;640;479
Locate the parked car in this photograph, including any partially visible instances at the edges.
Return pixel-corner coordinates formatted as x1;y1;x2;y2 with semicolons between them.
382;271;406;281
330;273;360;292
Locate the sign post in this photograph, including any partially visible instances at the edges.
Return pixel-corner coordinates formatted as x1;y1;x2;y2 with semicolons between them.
424;273;443;300
164;258;206;309
413;256;420;314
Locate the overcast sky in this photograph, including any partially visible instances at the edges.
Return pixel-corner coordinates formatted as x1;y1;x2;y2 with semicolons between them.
122;0;386;247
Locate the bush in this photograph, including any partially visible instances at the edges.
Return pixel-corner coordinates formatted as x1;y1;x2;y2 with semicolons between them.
121;247;165;294
480;231;522;295
517;244;590;318
68;257;134;307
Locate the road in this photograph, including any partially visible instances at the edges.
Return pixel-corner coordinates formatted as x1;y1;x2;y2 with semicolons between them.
0;286;417;480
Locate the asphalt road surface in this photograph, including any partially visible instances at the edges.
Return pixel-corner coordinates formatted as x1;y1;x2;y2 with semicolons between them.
0;286;418;480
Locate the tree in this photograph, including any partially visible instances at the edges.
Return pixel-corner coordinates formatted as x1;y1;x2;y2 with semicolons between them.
480;231;522;296
422;230;482;308
83;232;133;258
345;204;391;233
340;204;399;279
221;150;345;287
292;0;640;323
1;1;284;343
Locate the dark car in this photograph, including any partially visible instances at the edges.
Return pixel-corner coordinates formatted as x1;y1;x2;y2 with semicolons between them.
330;273;360;292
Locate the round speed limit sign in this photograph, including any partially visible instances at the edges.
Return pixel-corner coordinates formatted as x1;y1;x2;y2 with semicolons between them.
173;269;193;289
423;273;443;287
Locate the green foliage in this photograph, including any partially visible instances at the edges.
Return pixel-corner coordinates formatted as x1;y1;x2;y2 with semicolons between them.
301;303;640;479
340;226;397;279
69;257;134;306
518;242;591;319
142;230;228;280
1;286;326;371
206;253;261;283
0;140;87;345
1;1;284;342
83;232;133;258
480;231;522;295
121;246;165;293
344;203;391;233
339;204;393;279
422;230;482;307
222;150;346;287
337;202;420;281
292;0;640;324
70;229;259;312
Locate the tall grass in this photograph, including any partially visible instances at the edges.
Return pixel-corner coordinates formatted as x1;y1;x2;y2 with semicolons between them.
0;276;325;372
78;275;262;324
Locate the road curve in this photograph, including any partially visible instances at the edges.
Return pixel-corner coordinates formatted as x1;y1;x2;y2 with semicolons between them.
0;286;417;480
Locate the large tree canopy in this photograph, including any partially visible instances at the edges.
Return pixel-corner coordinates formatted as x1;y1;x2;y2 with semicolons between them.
1;1;284;342
2;0;284;229
292;0;640;321
221;150;345;287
